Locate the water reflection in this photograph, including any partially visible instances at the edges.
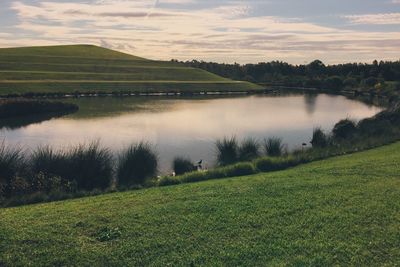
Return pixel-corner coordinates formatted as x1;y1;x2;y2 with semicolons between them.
0;94;382;172
304;93;318;115
0;110;77;130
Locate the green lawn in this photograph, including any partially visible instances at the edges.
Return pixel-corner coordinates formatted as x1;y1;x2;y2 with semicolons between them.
0;45;261;95
1;142;399;266
0;69;229;81
0;45;146;60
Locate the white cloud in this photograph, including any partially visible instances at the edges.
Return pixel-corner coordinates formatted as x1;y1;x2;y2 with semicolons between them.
5;1;400;64
344;13;400;25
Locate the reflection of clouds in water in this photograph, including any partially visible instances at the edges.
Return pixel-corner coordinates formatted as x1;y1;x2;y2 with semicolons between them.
2;95;382;172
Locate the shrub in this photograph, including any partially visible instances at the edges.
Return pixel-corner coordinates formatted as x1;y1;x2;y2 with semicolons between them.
117;142;158;186
311;127;328;148
160;162;257;186
255;157;291;172
224;162;256;177
375;110;400;125
294;147;334;164
216;137;238;166
173;157;195;175
238;138;260;161
68;142;113;191
291;149;314;164
180;171;210;183
7;176;30;196
158;175;181;186
358;118;392;136
30;172;74;193
264;137;285;157
332;119;358;139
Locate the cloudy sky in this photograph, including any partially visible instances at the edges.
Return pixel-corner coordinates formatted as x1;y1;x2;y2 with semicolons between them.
0;0;399;64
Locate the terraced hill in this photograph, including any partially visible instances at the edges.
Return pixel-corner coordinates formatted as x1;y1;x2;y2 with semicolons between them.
0;45;261;96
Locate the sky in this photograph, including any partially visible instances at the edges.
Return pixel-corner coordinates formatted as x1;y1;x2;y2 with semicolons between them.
0;0;399;64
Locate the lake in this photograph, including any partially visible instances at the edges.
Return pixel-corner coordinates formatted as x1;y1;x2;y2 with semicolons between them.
0;94;382;173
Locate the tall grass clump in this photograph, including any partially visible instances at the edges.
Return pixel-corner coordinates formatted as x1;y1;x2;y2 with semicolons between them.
173;157;195;175
216;137;238;166
0;141;25;185
311;127;328;148
117;142;158;187
264;137;285;157
238;138;260;161
30;143;112;191
68;141;113;190
30;146;68;178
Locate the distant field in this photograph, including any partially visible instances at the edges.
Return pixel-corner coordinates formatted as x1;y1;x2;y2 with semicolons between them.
1;142;399;266
0;45;261;96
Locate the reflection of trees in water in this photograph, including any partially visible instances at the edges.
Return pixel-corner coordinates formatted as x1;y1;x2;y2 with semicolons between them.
304;94;318;115
66;95;245;119
0;111;74;130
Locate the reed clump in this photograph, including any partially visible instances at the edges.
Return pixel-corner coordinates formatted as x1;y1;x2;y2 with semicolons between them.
117;142;158;187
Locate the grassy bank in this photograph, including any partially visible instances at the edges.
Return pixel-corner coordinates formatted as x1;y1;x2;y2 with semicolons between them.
0;81;260;96
160;106;400;186
0;45;261;96
1;142;399;266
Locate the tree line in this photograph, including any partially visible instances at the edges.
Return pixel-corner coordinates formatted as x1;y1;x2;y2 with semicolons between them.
175;59;400;93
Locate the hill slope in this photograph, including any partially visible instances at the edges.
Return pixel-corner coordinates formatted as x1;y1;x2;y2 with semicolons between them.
1;143;399;266
0;45;261;96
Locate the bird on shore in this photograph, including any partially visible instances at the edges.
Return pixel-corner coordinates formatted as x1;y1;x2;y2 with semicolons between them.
197;160;203;170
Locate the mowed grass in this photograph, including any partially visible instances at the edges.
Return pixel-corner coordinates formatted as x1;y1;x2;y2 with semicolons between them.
0;45;261;95
0;69;228;81
1;143;400;266
0;45;146;60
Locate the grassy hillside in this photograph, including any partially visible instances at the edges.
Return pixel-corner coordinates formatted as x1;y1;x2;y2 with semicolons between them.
1;142;399;266
0;45;261;96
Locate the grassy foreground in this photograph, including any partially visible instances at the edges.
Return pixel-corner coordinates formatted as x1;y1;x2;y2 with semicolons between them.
1;143;400;266
0;45;261;96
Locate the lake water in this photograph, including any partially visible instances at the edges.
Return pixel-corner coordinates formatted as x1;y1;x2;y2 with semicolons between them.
0;94;382;173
